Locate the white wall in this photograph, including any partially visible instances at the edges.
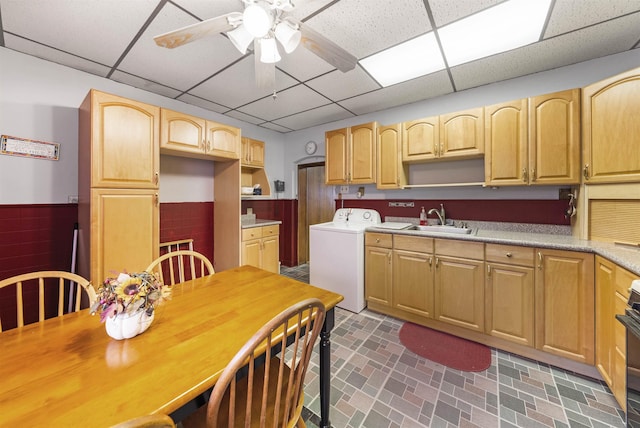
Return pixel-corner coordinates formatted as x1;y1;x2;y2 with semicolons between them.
282;49;640;201
0;47;285;204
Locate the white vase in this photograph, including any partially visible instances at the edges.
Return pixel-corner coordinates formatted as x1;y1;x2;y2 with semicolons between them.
105;309;155;340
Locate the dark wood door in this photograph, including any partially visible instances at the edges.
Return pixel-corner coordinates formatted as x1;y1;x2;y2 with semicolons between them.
297;163;334;264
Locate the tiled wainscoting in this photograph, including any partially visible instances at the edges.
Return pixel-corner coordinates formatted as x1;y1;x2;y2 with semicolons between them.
282;265;625;428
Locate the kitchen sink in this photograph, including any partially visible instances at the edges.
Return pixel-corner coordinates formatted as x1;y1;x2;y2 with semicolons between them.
411;225;473;234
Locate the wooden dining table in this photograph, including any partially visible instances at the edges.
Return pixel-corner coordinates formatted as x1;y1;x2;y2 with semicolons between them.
0;265;343;427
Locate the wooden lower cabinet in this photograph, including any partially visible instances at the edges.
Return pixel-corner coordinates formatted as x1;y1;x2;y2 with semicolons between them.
365;233;393;307
393;235;434;318
485;244;535;347
535;249;595;364
434;239;485;332
241;225;279;273
595;255;637;409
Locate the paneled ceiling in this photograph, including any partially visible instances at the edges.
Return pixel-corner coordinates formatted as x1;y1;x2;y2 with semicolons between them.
1;0;639;133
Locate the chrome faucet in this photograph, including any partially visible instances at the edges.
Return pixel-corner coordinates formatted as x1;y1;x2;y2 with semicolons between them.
427;204;446;225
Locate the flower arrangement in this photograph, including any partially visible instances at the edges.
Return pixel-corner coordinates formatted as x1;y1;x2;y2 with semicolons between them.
90;271;170;322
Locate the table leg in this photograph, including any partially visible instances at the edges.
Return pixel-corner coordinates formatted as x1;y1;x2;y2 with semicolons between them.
319;307;335;428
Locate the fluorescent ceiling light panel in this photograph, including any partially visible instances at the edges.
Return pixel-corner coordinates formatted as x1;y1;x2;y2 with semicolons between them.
439;0;552;67
359;32;445;87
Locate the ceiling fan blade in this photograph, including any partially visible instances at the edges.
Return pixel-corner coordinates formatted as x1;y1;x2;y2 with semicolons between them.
154;12;242;49
294;19;357;72
254;40;275;90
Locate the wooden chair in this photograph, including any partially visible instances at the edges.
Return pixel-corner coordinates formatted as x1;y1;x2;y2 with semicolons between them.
184;298;326;428
0;271;97;331
110;414;175;428
145;250;214;285
160;238;194;254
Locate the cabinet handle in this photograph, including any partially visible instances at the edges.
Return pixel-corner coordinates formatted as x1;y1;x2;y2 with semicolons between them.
155;172;159;185
387;252;391;264
537;251;542;270
435;257;439;268
583;164;589;180
531;168;536;181
428;256;432;269
487;264;491;276
206;140;211;152
506;252;512;258
201;139;206;151
154;193;159;206
522;168;528;182
375;238;380;243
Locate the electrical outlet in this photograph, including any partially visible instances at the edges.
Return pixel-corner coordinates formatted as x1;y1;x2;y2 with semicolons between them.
340;185;350;193
68;195;79;203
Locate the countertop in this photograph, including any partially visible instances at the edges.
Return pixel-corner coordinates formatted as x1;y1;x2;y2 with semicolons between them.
241;219;282;229
366;222;640;276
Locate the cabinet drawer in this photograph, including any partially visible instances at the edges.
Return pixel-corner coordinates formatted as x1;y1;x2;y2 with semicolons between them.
616;264;637;298
486;244;534;266
242;227;262;241
262;224;279;237
365;232;392;248
394;235;433;253
435;239;484;259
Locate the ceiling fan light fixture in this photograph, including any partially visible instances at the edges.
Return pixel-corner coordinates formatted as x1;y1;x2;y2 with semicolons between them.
274;20;301;54
260;37;281;63
227;24;254;54
243;3;273;38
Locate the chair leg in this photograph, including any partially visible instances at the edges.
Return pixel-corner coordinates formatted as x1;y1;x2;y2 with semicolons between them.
296;418;307;428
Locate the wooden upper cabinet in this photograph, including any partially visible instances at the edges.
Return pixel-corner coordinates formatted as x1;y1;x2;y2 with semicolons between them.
206;121;241;160
325;123;376;185
439;107;484;160
377;123;407;190
402;116;439;162
241;137;265;167
350;122;376;183
325;128;349;184
529;89;581;185
160;109;240;161
583;66;640;183
87;90;159;189
484;99;528;186
160;108;206;156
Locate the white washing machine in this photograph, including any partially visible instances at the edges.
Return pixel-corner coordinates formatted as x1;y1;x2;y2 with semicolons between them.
309;208;381;313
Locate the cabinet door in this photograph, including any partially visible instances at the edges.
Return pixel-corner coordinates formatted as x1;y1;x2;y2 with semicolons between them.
242;239;262;269
90;188;159;286
350;122;376;183
439;107;484;160
535;249;594;364
583;67;640;183
261;235;280;273
91;91;159;189
484;99;528;186
377;124;407;189
325;128;348;184
434;255;485;332
595;256;615;386
393;250;434;318
241;138;265;167
205;121;240;159
402;116;439;162
529;89;580;184
365;246;392;307
486;262;534;346
160;109;206;156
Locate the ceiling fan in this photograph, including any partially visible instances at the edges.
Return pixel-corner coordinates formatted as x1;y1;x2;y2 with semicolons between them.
154;0;357;89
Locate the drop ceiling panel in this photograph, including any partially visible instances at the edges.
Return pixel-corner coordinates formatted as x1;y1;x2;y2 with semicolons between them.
175;93;230;114
428;0;502;27
259;122;292;133
451;12;640;91
1;0;158;66
272;103;355;131
339;70;454;116
305;0;432;59
545;0;640;37
117;2;243;92
223;109;266;125
237;84;331;121
171;0;242;20
306;66;381;101
275;45;335;82
187;56;298;109
3;34;112;78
